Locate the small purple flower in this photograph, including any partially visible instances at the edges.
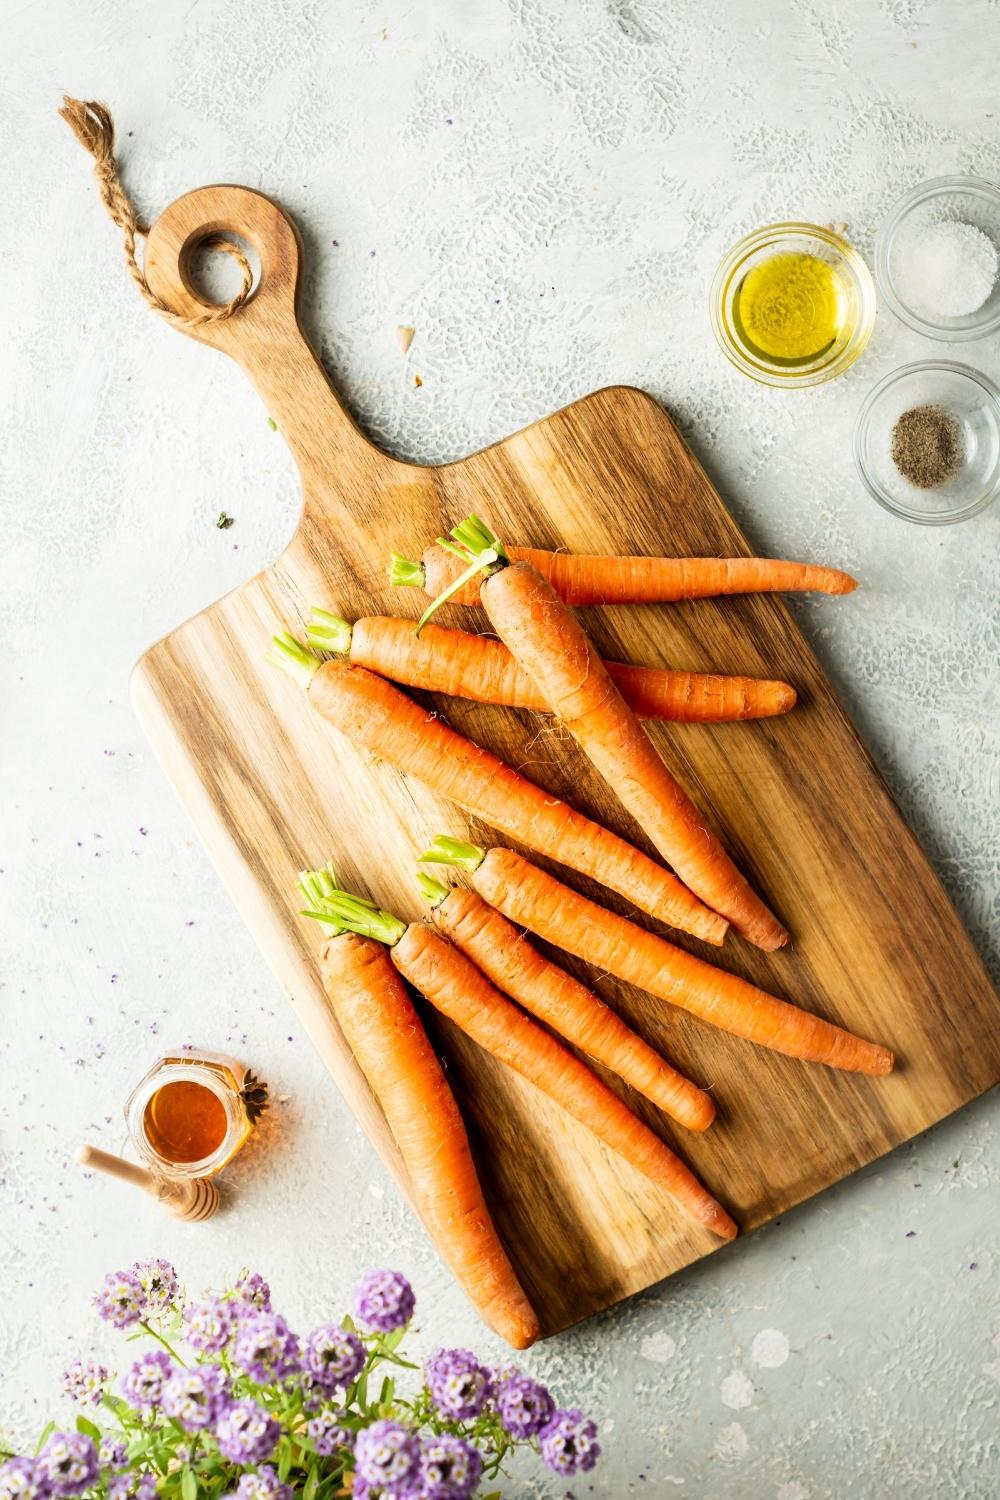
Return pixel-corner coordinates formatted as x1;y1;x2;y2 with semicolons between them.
160;1366;228;1431
353;1269;415;1333
354;1420;419;1492
539;1408;601;1476
215;1400;280;1464
61;1357;108;1406
98;1439;128;1472
233;1311;300;1383
425;1348;491;1420
108;1477;158;1500
94;1269;145;1328
38;1434;98;1496
0;1458;50;1500
494;1368;554;1437
130;1259;179;1313
233;1468;291;1500
305;1408;351;1457
303;1324;365;1389
121;1350;172;1409
417;1433;482;1499
233;1271;272;1311
183;1295;234;1354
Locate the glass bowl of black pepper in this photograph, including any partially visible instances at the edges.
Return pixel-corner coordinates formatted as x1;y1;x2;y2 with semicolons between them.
853;360;1000;524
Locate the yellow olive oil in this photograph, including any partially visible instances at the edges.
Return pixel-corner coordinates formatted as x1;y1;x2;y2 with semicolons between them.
733;252;845;365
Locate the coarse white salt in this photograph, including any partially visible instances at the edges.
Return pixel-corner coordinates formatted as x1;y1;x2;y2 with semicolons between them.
895;219;998;319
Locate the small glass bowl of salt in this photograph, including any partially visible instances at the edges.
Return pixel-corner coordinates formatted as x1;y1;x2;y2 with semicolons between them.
875;175;1000;340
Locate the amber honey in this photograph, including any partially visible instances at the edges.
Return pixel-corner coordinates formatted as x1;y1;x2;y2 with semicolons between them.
143;1079;229;1164
125;1050;262;1179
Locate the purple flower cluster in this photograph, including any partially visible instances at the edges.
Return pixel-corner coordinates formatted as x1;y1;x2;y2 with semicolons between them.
37;1434;98;1496
233;1271;272;1310
131;1258;179;1312
493;1368;554;1437
120;1350;172;1409
538;1407;601;1476
215;1400;279;1465
108;1477;158;1500
233;1310;300;1383
94;1270;145;1329
0;1458;50;1500
417;1433;482;1500
424;1348;491;1421
303;1324;365;1390
184;1294;235;1354
354;1420;420;1492
232;1466;291;1500
61;1358;108;1407
305;1408;351;1457
353;1269;415;1333
160;1365;229;1431
97;1439;127;1472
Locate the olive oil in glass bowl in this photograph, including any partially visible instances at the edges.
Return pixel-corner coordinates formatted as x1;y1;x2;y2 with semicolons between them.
711;224;876;388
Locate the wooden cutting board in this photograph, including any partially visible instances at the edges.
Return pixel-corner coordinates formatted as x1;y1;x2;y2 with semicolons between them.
132;185;1000;1339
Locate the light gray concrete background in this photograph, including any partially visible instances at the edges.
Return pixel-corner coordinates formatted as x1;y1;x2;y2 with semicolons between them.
3;1;999;1494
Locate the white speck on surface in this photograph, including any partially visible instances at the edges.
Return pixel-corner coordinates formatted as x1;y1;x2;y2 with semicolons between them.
640;1330;676;1363
752;1328;791;1368
721;1369;755;1409
714;1423;749;1464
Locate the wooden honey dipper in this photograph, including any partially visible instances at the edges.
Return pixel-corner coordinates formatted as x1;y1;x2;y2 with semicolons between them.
77;1144;220;1221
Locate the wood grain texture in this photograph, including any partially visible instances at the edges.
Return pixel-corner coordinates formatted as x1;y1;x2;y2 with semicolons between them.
133;186;1000;1338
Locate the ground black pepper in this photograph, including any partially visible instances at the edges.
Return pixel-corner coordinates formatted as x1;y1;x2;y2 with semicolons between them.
890;404;962;488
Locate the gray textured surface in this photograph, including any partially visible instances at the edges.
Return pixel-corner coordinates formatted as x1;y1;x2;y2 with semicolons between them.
2;1;999;1494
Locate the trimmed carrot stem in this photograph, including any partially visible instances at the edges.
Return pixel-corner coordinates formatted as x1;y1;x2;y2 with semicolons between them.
307;611;797;723
269;639;727;945
421;839;894;1077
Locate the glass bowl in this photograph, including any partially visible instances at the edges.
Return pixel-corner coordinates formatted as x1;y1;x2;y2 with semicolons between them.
875;175;1000;340
710;222;877;388
853;361;1000;524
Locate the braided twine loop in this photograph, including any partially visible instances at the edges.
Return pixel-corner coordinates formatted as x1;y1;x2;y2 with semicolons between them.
59;96;253;328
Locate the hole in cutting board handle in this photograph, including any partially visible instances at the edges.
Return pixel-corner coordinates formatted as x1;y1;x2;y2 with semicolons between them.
186;233;261;307
144;186;303;353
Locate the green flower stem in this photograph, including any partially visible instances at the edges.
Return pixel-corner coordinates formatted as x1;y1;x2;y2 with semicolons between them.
265;631;322;689
418;835;486;872
387;552;426;588
306;608;353;656
139;1320;186;1366
416;872;450;908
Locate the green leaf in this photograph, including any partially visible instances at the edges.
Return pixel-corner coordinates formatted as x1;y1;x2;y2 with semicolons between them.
75;1415;101;1441
303;1465;319;1500
33;1422;55;1457
180;1466;197;1500
277;1440;292;1483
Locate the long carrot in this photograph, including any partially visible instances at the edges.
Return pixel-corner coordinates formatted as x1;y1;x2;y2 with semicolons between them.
299;877;738;1241
307;610;797;723
420;838;894;1077
268;635;727;946
416;871;716;1132
297;866;538;1349
419;516;787;951
389;546;858;608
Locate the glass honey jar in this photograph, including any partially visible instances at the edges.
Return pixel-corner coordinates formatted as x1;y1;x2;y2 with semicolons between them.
125;1050;267;1179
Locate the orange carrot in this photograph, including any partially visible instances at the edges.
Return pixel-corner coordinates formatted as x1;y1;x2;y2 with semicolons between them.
300;877;736;1240
299;869;538;1349
390;546;858;608
423;840;893;1077
268;635;727;946
424;516;787;951
418;873;716;1132
307;610;797;723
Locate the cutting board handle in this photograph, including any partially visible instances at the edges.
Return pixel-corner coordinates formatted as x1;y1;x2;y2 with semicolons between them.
144;185;389;489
